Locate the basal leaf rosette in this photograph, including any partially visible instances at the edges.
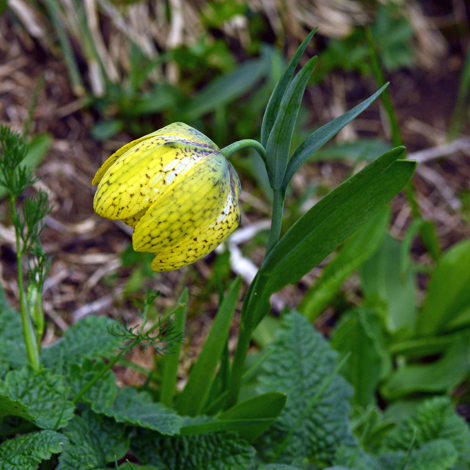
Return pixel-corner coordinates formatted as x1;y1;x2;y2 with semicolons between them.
92;123;241;272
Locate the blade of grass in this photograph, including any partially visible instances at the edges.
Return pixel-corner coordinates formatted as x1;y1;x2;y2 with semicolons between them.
365;26;440;261
159;288;188;407
175;276;241;416
448;41;470;140
43;0;86;96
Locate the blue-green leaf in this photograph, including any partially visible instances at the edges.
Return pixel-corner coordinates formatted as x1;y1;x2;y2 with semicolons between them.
331;309;387;407
184;58;268;120
261;29;317;147
360;233;417;333
381;336;470;399
249;147;414;327
282;85;388;193
415;238;470;336
265;56;318;189
300;207;389;321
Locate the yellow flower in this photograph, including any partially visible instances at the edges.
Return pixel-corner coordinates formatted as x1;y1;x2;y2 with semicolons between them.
92;123;241;272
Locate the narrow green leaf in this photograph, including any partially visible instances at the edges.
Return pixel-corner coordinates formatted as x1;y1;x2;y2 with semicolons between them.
300;207;389;321
266;56;318;189
360;233;417;333
330;308;386;407
249;147;415;327
381;335;470;399
389;335;455;359
282;84;388;193
160;288;188;407
415;238;470;336
175;276;241;416
218;392;287;441
261;29;317;147
184;59;267;120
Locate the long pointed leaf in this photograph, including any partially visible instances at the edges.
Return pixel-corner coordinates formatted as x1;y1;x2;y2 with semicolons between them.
249;147;415;327
261;28;317;147
266;56;318;189
282;84;388;193
175;276;241;416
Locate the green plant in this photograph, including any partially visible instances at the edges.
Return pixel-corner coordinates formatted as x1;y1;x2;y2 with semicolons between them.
7;31;464;470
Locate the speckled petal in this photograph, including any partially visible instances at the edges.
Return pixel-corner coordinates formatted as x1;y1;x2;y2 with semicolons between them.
149;122;219;149
121;208;148;228
150;188;240;271
132;152;231;253
93;141;214;220
92;123;218;186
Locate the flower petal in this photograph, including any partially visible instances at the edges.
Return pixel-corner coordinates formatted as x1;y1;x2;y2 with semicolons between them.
132;152;232;253
150;189;240;271
92;123;217;186
93;141;214;220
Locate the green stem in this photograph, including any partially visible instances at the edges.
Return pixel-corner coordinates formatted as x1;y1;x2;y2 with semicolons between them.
265;187;284;255
220;139;267;163
226;187;284;408
225;314;252;408
72;309;174;404
10;197;39;371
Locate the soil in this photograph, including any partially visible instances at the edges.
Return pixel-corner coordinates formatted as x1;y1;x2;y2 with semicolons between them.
1;10;470;386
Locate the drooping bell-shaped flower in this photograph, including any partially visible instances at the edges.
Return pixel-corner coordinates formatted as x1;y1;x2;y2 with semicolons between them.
92;123;241;272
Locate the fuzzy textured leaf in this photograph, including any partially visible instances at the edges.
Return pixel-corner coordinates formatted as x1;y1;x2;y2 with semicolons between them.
0;285;23;342
256;312;355;466
379;396;470;464
58;410;129;470
95;386;182;435
378;440;458;470
42;316;124;372
66;358;117;409
0;366;74;429
0;285;27;368
0;430;68;470
132;431;256;470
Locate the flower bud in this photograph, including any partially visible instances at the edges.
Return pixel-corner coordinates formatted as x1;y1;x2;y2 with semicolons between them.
92;123;241;272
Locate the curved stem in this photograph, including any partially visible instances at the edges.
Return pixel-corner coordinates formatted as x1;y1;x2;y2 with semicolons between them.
220;139;267;163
